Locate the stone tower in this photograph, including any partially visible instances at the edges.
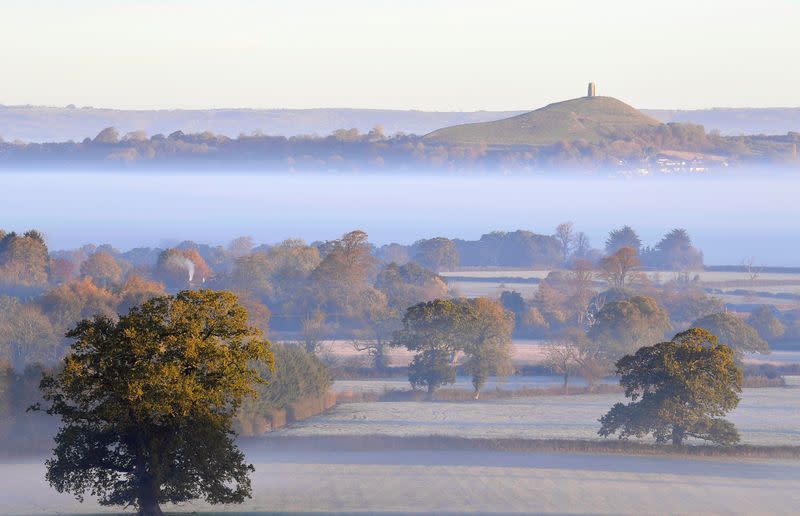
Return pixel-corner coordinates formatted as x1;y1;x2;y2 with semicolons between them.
587;82;596;97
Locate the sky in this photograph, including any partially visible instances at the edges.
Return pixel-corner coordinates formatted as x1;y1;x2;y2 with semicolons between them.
0;0;798;111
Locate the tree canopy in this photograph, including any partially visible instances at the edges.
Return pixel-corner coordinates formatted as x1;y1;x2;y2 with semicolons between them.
394;298;514;398
394;299;472;396
691;312;769;355
588;295;672;359
599;328;742;445
605;226;641;255
36;290;273;516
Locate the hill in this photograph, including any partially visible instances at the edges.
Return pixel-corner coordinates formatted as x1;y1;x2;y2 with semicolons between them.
1;103;798;144
424;96;662;147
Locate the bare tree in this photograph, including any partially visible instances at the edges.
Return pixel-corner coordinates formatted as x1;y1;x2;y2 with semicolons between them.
544;340;579;392
743;256;760;283
228;236;254;258
301;310;330;354
554;222;575;264
573;232;591;259
742;256;761;303
568;259;596;326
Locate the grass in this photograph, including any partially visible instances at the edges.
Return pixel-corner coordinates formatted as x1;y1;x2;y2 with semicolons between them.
336;384;622;403
258;434;800;460
424;96;661;146
278;389;800;446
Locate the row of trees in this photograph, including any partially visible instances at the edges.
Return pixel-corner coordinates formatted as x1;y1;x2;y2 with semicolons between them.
396;287;768;398
2;123;797;171
0;229;451;371
0;223;714;371
376;224;705;272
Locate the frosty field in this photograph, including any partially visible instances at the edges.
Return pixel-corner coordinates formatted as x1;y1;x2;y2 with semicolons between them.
280;389;800;446
3;449;799;515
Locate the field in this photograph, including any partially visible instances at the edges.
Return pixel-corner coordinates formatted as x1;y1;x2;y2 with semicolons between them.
441;268;800;311
280;388;800;446
322;337;797;369
322;338;551;368
3;449;799;515
441;269;800;284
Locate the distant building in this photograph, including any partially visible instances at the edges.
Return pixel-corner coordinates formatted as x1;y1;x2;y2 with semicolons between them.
587;82;596;97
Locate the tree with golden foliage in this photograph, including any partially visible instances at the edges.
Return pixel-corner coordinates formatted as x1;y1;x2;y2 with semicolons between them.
117;275;167;315
691;311;769;356
79;251;123;287
588;295;672;359
35;290;273;516
599;246;640;289
599;328;742;445
38;277;118;333
0;230;49;288
461;298;515;398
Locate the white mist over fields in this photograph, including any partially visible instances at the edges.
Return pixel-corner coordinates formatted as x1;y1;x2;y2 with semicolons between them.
1;171;798;265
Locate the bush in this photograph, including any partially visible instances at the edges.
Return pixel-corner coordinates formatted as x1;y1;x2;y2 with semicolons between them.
237;343;334;436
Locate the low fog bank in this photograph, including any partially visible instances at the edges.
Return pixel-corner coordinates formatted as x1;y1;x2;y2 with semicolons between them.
2;170;799;265
2;448;798;515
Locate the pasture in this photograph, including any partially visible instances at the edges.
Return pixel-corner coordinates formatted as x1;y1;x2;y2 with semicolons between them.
280;388;800;447
3;448;799;515
440;268;800;311
321;338;796;369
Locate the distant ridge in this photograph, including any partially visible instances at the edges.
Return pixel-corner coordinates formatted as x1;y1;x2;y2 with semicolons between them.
1;103;798;143
424;96;662;147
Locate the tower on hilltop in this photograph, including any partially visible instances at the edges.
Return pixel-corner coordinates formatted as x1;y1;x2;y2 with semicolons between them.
587;82;596;97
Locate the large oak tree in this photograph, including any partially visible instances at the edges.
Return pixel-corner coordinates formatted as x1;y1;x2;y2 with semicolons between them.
36;290;273;516
599;328;742;445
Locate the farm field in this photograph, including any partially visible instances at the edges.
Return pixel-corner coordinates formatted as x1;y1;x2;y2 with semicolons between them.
279;389;800;446
440;267;800;284
322;338;794;369
448;279;540;298
3;449;798;515
332;374;616;394
321;338;552;367
442;269;800;284
441;268;800;310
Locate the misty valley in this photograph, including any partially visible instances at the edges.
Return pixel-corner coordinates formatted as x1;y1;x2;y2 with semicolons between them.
2;2;800;514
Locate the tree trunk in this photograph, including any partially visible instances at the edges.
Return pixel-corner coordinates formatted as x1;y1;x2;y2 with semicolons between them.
671;426;685;446
136;466;162;516
138;501;163;516
563;373;569;393
426;384;435;400
375;344;388;371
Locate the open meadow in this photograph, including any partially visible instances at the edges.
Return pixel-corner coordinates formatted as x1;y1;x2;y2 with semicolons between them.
441;269;800;310
278;388;800;447
3;448;799;515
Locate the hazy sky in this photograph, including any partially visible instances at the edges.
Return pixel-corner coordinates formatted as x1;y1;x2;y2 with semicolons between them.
1;0;798;111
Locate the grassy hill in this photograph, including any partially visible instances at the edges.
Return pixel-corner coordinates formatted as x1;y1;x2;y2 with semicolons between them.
424;96;662;146
2;102;798;143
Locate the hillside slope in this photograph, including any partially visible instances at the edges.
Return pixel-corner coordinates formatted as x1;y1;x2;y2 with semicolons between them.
424;96;662;146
